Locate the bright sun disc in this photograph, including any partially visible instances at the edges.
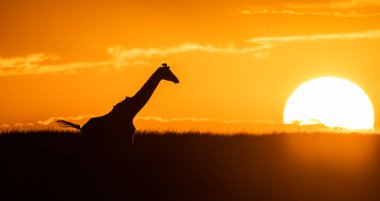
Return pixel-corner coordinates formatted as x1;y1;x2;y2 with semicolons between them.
284;77;374;130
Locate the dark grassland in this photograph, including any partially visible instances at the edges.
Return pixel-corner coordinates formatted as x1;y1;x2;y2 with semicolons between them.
1;130;380;201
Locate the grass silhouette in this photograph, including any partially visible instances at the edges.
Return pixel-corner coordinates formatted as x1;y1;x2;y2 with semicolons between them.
1;130;380;201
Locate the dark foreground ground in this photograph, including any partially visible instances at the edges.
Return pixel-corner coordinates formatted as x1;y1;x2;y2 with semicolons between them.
1;131;380;201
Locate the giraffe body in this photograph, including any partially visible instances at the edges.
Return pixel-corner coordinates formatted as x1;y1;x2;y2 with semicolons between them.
81;98;136;153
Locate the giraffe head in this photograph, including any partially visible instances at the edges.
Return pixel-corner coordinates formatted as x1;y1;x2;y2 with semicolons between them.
158;63;179;84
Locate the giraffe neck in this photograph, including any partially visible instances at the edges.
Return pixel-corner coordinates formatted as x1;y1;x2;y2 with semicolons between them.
130;69;162;116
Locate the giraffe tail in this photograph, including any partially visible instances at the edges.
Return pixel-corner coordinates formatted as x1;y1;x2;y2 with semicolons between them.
56;120;81;130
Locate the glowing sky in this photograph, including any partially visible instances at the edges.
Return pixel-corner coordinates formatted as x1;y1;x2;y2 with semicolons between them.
1;0;380;132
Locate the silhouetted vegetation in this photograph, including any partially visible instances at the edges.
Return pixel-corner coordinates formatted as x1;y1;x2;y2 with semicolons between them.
1;130;380;201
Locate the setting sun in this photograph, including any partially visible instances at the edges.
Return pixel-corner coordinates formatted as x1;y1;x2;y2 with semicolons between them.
284;77;374;130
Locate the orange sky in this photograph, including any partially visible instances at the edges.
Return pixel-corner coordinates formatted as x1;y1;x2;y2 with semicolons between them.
1;0;380;132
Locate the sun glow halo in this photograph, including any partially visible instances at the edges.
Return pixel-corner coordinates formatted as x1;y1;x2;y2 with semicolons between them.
284;77;374;130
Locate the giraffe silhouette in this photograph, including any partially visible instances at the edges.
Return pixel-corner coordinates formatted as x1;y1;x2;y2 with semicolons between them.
57;63;179;153
56;63;179;200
